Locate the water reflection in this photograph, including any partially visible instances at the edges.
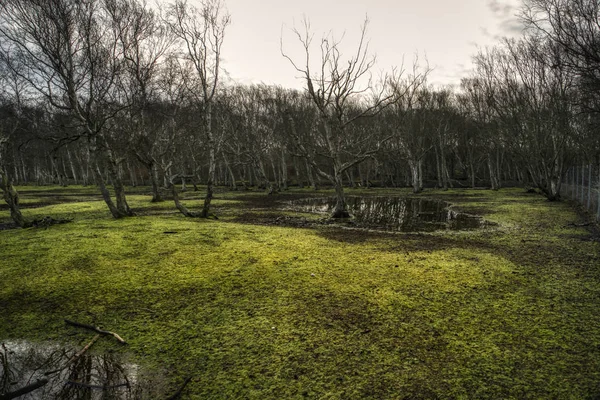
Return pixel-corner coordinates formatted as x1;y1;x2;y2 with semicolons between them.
288;196;484;232
0;341;166;399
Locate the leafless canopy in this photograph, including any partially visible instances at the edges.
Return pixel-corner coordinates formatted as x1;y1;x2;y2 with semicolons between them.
166;0;230;105
281;17;410;126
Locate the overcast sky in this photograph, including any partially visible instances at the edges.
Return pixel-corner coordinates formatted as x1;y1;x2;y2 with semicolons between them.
199;0;524;90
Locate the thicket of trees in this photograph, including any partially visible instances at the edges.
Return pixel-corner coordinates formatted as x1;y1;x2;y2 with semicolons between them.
0;0;599;226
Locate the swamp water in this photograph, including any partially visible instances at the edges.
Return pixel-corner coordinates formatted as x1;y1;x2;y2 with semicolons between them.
0;340;166;399
288;196;485;232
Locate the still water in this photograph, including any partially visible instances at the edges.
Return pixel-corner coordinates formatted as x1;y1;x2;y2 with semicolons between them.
288;196;484;232
0;340;166;399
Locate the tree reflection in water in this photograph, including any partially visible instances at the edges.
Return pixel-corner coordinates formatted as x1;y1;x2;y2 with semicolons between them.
289;196;484;231
1;341;166;399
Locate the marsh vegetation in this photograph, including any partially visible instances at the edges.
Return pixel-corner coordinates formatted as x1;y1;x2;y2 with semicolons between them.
1;186;599;398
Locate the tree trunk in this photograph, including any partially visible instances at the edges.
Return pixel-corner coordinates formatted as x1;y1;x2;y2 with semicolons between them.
201;103;215;218
256;158;275;194
88;137;129;219
0;170;28;227
270;157;280;192
180;175;187;192
77;151;89;186
171;180;197;217
222;152;237;190
105;148;132;217
305;159;317;190
434;144;443;188
332;173;350;218
358;163;366;187
61;154;70;186
418;160;424;192
280;148;288;190
92;163;122;219
12;151;21;185
294;158;304;188
346;170;355;188
127;160;137;187
149;163;162;202
67;147;78;185
488;154;500;190
440;144;449;190
409;159;422;193
546;157;563;201
20;154;27;184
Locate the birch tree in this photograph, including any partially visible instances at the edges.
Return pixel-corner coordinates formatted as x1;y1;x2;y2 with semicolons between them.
281;18;404;217
109;0;175;203
166;0;230;218
0;57;28;227
0;0;134;218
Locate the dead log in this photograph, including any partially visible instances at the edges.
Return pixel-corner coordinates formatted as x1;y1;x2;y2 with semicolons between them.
64;319;127;344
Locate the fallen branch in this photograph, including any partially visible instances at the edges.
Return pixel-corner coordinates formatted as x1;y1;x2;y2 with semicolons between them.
64;319;127;344
165;376;192;400
69;334;101;363
45;334;101;376
0;379;49;400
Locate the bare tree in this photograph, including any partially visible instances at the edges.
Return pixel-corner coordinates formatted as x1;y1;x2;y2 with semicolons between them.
460;74;503;190
522;0;600;163
455;87;485;188
471;36;576;199
0;56;28;227
522;0;600;115
388;74;433;193
166;0;230;218
281;17;408;217
0;0;135;218
108;0;176;203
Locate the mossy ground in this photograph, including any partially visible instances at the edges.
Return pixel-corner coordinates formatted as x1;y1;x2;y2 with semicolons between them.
1;185;599;398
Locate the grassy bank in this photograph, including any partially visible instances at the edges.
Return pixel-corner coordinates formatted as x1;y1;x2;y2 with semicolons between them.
1;186;599;398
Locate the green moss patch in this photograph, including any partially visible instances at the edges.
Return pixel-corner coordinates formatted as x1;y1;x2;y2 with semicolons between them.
1;186;599;398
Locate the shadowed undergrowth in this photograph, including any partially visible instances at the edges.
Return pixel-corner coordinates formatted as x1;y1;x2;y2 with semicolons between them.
1;186;599;398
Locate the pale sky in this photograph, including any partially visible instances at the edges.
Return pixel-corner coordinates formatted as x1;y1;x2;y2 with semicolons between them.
200;0;524;90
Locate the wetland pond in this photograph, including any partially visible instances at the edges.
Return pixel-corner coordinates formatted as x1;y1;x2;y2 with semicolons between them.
0;340;167;399
287;196;486;232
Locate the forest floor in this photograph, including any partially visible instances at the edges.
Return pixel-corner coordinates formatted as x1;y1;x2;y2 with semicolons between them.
1;185;599;398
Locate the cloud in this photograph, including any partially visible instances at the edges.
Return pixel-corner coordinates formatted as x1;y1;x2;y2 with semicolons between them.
485;0;525;38
487;0;514;18
429;62;475;88
499;18;525;36
480;27;492;38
